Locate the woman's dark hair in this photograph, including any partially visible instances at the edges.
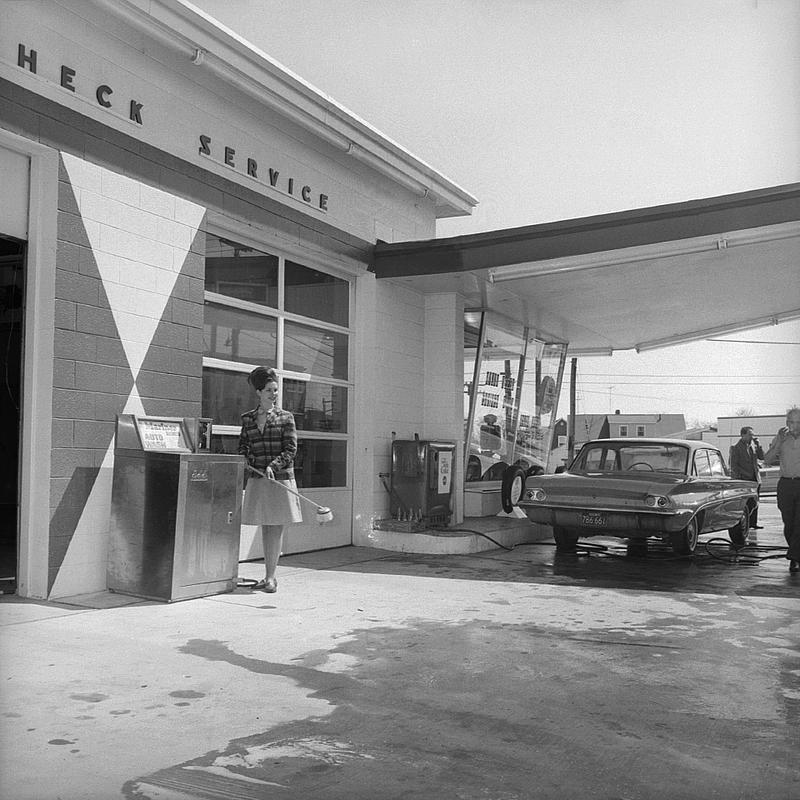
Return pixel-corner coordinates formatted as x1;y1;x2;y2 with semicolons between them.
248;366;278;390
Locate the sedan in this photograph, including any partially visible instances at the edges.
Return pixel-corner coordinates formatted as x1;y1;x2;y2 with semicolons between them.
509;439;759;554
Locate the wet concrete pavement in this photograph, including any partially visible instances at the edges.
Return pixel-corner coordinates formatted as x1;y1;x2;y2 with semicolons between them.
1;498;798;799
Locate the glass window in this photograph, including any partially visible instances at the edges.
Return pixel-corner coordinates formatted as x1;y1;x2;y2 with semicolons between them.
284;320;348;380
283;379;348;433
202;367;252;426
463;311;567;480
694;450;712;476
294;439;348;488
202;233;352;491
204;301;277;365
204;235;278;308
708;450;726;476
285;260;349;327
207;432;346;487
619;425;628;437
636;426;646;437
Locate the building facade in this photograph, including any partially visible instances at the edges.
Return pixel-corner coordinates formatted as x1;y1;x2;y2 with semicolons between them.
4;1;797;601
1;0;492;599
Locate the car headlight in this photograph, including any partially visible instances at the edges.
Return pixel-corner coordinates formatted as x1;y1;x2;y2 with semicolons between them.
644;494;670;508
527;488;547;502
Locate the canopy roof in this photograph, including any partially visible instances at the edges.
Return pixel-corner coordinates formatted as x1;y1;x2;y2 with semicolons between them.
372;184;800;355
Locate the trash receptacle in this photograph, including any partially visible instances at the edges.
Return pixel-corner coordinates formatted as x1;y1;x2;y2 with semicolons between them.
108;414;244;602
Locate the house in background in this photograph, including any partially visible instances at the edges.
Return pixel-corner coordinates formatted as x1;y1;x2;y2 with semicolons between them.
551;411;687;468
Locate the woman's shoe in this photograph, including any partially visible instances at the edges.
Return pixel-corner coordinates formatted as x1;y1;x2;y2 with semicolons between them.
789;561;799;573
264;578;278;593
251;579;266;590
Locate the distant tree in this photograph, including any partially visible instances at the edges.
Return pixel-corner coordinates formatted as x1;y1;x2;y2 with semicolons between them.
689;418;715;429
735;407;755;417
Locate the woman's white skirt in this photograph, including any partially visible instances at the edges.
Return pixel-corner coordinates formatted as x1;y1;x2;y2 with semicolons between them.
242;476;303;525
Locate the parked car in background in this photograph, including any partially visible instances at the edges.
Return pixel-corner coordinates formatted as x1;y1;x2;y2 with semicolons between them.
507;439;759;554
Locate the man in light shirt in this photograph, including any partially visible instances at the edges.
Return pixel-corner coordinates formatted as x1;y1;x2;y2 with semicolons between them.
764;407;800;573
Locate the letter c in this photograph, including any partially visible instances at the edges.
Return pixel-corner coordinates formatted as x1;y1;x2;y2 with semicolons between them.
96;85;113;108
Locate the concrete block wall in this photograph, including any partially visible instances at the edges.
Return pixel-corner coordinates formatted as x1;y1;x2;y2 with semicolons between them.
1;78;376;597
48;153;206;597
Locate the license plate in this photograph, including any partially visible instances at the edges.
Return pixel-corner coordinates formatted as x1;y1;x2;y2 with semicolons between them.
581;512;607;527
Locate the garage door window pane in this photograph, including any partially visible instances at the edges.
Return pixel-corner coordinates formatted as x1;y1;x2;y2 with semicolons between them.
283;379;348;433
285;260;349;327
284;321;348;380
205;235;278;308
204;302;277;364
295;439;347;488
202;366;252;427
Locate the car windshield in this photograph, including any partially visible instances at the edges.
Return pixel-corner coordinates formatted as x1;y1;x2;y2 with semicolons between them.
572;443;689;475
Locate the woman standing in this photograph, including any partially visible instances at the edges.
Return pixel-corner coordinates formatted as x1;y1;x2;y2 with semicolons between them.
238;366;302;592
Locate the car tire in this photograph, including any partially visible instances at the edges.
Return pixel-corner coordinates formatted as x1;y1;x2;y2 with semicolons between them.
501;465;527;513
728;508;749;548
553;526;580;552
670;517;699;555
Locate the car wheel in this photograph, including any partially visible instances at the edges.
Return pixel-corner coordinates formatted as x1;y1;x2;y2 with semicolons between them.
553;526;580;552
728;508;749;549
670;517;699;555
501;465;527;513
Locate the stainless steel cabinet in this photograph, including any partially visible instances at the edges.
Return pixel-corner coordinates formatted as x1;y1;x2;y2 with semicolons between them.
108;415;244;602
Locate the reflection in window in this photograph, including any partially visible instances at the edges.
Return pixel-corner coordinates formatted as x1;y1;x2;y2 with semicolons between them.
202;233;352;491
204;302;277;364
202;367;252;427
204;235;278;308
464;311;567;480
284;321;348;380
294;439;348;488
283;379;348;433
207;432;347;488
694;450;712;476
285;261;349;327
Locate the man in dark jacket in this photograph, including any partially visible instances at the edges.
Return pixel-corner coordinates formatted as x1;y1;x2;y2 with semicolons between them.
729;426;765;529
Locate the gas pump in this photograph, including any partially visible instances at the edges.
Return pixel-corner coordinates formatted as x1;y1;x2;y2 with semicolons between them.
383;438;455;528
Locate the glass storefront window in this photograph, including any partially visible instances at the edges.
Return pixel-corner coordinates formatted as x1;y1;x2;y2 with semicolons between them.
207;434;347;489
202;366;252;427
202;233;352;490
204;235;278;308
283;379;348;433
284;321;348;380
285;260;349;327
464;311;566;481
204;301;277;365
294;439;348;488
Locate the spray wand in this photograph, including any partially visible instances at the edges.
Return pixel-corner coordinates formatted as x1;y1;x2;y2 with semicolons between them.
246;465;334;524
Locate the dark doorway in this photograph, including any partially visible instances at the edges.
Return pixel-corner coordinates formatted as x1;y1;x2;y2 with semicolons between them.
0;235;24;594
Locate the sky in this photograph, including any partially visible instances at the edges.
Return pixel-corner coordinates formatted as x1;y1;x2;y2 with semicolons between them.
192;0;800;427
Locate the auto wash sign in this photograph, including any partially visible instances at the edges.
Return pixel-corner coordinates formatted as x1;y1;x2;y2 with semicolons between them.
4;26;333;214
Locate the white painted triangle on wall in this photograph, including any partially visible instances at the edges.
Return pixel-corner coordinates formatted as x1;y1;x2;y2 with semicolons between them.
61;154;205;379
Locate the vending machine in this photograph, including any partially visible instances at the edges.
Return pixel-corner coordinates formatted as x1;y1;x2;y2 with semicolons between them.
389;439;455;527
108;414;244;602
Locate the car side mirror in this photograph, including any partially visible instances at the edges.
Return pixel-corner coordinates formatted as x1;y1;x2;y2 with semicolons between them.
555;465;566;474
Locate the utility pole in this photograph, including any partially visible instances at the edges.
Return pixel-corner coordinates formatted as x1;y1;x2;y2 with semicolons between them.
568;358;577;462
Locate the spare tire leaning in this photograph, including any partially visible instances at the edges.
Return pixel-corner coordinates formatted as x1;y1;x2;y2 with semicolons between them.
501;465;527;513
